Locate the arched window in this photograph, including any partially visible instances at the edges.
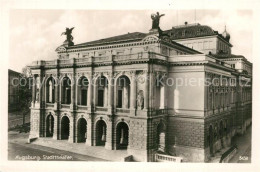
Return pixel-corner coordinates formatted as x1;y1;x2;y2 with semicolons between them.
77;77;88;106
61;77;71;104
116;75;130;109
46;77;55;103
96;76;108;107
155;75;165;109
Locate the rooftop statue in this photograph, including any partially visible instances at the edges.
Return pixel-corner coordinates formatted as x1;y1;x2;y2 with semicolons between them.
151;12;165;30
61;27;75;46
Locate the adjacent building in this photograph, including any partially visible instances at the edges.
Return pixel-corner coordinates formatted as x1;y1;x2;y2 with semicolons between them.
28;13;252;162
8;69;21;112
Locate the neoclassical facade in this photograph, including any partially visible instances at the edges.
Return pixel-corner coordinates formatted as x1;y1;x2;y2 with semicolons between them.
28;14;252;162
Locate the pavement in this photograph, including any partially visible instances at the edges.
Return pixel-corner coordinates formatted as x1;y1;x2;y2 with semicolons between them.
229;125;252;163
8;131;107;161
32;137;128;161
8;131;128;162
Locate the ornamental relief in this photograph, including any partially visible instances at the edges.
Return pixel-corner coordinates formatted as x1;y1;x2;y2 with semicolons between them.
142;35;159;43
58;73;74;80
113;70;135;79
93;72;112;80
60;112;72;119
75;72;91;79
76;114;88;123
160;35;172;44
115;118;130;126
94;115;109;124
55;45;66;52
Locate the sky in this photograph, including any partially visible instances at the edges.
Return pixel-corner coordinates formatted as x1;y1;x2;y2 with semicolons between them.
9;9;253;72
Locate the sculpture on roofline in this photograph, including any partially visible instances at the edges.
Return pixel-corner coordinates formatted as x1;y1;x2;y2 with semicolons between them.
151;12;165;30
61;27;75;46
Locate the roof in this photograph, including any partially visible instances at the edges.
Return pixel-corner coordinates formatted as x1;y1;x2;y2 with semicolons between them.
8;69;21;75
211;53;245;59
70;32;148;48
163;23;231;44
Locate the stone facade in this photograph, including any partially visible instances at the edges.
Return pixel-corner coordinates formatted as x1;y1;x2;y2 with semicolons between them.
28;17;252;162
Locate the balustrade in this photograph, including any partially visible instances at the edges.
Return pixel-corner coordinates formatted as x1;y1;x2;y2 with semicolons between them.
155;153;183;162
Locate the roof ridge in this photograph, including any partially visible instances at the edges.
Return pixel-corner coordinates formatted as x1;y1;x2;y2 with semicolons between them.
73;32;147;47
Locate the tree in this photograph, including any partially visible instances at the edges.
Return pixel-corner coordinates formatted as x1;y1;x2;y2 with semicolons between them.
18;67;32;130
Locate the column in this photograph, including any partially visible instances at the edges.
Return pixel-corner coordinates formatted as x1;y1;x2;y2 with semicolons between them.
87;79;93;108
144;71;149;110
53;115;58;140
149;72;155;109
70;75;75;110
59;79;63;104
54;76;59;108
163;81;168;109
160;86;165;109
123;86;128;108
86;116;93;146
38;73;45;137
104;86;108;107
68;115;75;143
105;118;113;150
75;83;78;106
130;72;136;110
31;75;36;107
108;76;114;113
93;80;97;107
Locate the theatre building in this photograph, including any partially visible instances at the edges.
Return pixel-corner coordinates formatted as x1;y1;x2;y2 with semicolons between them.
28;13;252;162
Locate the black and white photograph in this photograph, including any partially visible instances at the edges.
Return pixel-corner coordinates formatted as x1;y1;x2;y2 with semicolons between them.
1;0;260;171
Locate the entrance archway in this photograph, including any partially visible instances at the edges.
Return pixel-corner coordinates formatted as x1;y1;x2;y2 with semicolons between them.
116;122;129;149
61;116;70;140
96;120;107;146
77;118;87;143
46;114;54;137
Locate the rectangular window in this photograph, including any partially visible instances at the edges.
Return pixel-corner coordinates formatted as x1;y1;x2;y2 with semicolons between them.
117;90;123;108
66;89;71;104
98;90;104;107
81;89;87;105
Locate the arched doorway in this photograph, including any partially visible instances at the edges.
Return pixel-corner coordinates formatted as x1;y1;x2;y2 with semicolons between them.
116;75;130;109
116;122;129;149
77;118;87;143
46;114;54;137
96;120;107;146
157;122;166;152
61;116;70;140
209;125;214;156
